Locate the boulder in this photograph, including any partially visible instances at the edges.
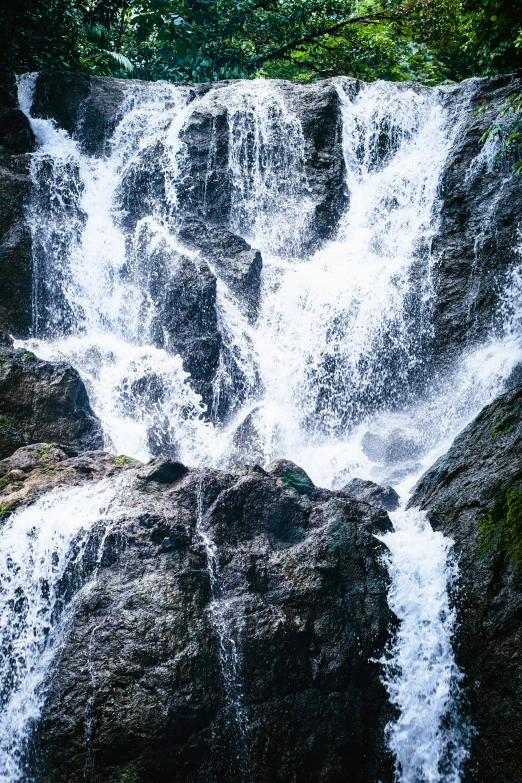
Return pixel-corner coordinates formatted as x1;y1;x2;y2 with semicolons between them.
0;345;103;459
178;216;263;321
341;478;400;512
22;459;395;783
410;384;522;783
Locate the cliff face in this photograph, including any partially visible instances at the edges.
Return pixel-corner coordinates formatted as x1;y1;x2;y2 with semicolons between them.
410;386;522;783
0;447;395;783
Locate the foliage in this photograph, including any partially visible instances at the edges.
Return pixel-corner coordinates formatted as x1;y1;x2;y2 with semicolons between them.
0;0;520;86
479;488;522;562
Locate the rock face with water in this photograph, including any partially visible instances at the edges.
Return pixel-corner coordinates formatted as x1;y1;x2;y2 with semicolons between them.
410;384;522;783
432;74;522;364
0;335;103;459
13;457;397;783
0;67;34;337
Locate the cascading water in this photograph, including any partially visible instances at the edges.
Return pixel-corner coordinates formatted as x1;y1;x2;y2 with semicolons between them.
0;477;127;783
196;478;250;779
7;72;522;782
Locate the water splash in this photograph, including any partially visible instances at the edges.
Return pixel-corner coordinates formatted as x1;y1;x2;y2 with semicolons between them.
0;478;126;783
379;508;470;783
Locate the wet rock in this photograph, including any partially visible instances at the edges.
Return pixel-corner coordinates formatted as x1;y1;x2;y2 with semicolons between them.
432;74;522;364
0;69;34;337
362;428;423;464
230;408;265;465
341;478;400;512
278;78;350;243
31;72;129;155
141;458;188;484
177;79;348;250
0;107;35;154
28;460;394;783
178;216;263;320
266;458;316;497
0;346;103;459
410;384;522;783
149;251;222;412
0;446;138;517
31;71;91;136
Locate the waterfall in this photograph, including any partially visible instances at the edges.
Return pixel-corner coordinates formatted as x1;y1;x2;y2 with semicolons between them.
0;477;126;783
196;478;250;779
11;73;522;781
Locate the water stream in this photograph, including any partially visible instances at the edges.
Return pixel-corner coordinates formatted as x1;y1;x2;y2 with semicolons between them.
3;73;522;781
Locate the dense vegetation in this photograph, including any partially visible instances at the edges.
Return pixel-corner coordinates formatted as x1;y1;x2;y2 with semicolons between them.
0;0;520;85
1;0;522;165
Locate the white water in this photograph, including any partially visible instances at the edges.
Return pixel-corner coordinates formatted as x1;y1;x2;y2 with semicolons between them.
0;478;127;783
7;73;522;781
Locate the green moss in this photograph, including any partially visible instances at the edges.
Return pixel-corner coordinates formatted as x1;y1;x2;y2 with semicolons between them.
479;488;522;561
0;415;12;430
279;468;314;496
36;444;52;459
493;415;518;439
0;502;10;516
20;351;36;361
41;468;56;475
120;770;141;783
115;455;139;466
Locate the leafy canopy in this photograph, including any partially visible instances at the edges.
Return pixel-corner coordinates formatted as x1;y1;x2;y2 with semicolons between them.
1;0;519;85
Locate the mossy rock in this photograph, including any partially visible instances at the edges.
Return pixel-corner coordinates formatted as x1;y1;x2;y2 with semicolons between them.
479;486;522;561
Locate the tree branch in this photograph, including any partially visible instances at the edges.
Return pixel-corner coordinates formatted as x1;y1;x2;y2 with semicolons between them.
260;11;393;62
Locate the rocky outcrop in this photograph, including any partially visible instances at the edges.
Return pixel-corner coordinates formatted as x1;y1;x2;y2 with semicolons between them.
178;216;262;321
4;454;396;783
177;78;348;251
0;67;35;337
410;384;522;783
31;71;129;155
341;478;400;512
432;74;522;367
0;336;103;458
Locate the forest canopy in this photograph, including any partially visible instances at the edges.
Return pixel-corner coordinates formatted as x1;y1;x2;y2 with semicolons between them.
0;0;521;86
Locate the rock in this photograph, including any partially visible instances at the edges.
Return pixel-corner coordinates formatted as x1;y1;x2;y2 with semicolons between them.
0;68;34;338
148;250;222;412
0;107;35;154
0;346;104;459
0;65;18;109
230;407;265;465
361;428;423;465
409;384;522;783
31;72;129;155
266;458;316;497
141;458;188;484
178;216;263;321
0;445;138;517
177;79;348;251
31;71;91;136
24;460;394;783
0;329;13;348
341;478;400;512
431;74;522;365
278;78;349;243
